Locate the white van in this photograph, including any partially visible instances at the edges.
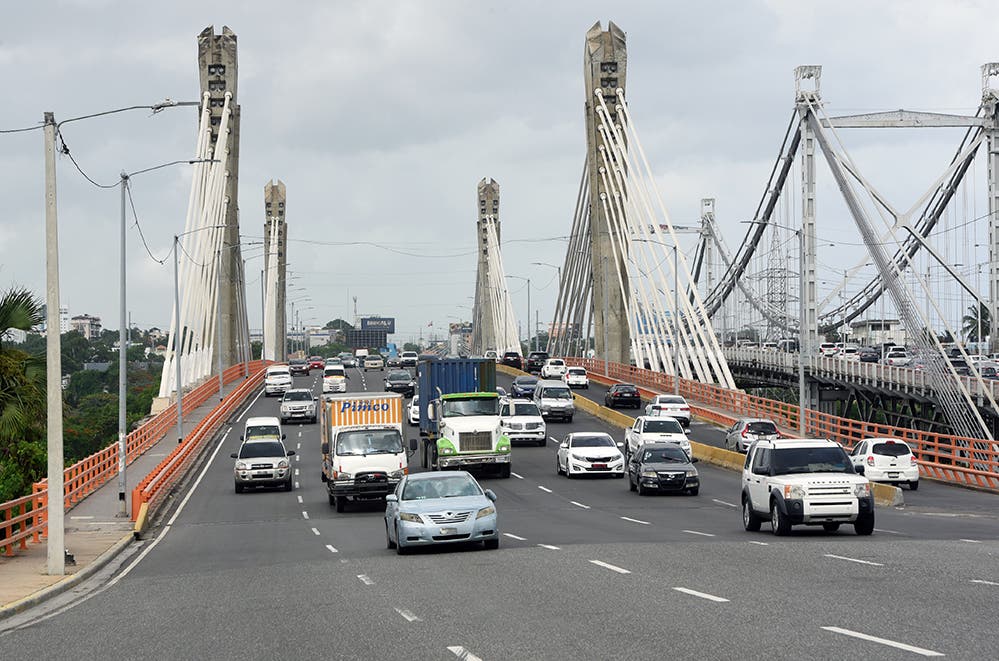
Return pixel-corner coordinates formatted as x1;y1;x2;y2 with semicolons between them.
323;364;348;393
242;416;285;443
532;379;575;422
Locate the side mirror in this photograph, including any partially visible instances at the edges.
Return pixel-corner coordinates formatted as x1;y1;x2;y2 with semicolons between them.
484;489;497;502
692;457;699;463
616;442;625;449
313;396;318;402
429;408;437;422
409;438;419;451
230;452;238;459
560;442;569;449
239;435;244;441
385;494;398;503
287;450;296;456
321;441;329;454
282;434;287;440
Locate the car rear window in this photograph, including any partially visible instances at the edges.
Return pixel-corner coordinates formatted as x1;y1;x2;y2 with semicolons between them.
871;442;911;457
746;421;777;435
568;368;586;375
658;396;685;404
616;385;638;393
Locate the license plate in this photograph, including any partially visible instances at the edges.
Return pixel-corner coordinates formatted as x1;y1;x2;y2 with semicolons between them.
439;527;457;535
592;463;607;469
887;472;899;478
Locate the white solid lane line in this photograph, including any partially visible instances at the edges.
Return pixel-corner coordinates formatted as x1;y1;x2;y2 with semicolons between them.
589;560;631;574
682;529;715;537
302;511;310;520
503;533;527;541
236;389;266;422
510;472;524;479
447;646;483;661
357;574;374;586
570;501;591;509
824;554;883;567
673;587;729;603
960;539;982;543
711;499;738;508
970;579;999;586
311;527;320;535
325;544;338;554
821;626;944;657
395;608;421;622
538;486;553;493
620;516;650;525
537;544;561;550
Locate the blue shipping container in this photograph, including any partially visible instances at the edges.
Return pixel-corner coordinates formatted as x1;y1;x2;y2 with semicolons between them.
417;358;497;435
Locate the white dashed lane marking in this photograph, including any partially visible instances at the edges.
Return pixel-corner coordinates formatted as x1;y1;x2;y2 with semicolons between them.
712;499;737;508
395;608;421;622
503;533;527;541
673;587;729;603
447;646;483;661
682;529;715;537
620;516;650;526
357;574;374;586
302;511;310;520
570;501;591;509
537;544;561;550
325;544;338;554
824;554;883;567
821;626;944;657
510;472;524;479
970;579;999;586
589;560;631;574
538;486;553;493
311;527;320;535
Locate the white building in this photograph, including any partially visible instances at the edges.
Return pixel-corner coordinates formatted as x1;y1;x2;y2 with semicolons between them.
71;313;103;341
849;319;905;347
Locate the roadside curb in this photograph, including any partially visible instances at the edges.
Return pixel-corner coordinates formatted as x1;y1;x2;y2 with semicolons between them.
0;532;133;621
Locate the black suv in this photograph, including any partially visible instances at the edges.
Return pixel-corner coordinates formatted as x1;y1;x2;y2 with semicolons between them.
289;358;310;376
525;351;549;374
502;352;523;370
605;384;642;409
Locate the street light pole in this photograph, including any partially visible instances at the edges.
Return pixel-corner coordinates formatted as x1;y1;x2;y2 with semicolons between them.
173;234;183;444
673;243;680;395
43;112;65;575
117;173;128;517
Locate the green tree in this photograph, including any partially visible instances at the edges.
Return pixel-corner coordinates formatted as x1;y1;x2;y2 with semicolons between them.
961;302;990;343
402;342;420;352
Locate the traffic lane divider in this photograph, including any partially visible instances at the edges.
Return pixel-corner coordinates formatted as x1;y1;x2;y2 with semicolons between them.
133;502;150;539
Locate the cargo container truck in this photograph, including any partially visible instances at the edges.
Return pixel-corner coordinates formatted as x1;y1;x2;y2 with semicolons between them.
417;357;511;478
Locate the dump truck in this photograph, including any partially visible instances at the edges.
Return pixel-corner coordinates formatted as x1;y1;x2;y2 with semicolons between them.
417;357;510;478
320;392;416;513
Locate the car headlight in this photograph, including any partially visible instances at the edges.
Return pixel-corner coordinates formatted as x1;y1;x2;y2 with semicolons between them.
476;506;496;519
685;468;698;477
441;447;456;456
571;454;589;462
277;460;289;469
783;484;805;499
335;471;352;480
641;470;658;478
853;483;871;497
399;512;423;523
235;461;248;470
389;469;406;478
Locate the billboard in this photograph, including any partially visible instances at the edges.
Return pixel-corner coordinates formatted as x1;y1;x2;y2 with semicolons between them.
449;322;473;335
360;317;395;333
346;329;388;349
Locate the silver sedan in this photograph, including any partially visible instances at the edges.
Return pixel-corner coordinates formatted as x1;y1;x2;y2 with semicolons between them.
385;471;499;554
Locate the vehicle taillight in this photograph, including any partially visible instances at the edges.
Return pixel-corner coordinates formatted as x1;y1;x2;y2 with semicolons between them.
866;456;874;466
910;454;918;466
741;429;748;438
680;407;690;411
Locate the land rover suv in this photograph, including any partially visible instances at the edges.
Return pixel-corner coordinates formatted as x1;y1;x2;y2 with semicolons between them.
741;438;874;536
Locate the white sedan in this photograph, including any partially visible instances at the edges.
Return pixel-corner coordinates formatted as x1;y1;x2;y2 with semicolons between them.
645;394;691;427
563;366;589;389
624;416;691;459
555;432;625;478
408;395;420;426
540;358;568;379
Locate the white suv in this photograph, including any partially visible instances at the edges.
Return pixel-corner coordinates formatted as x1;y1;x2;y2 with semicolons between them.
500;399;547;446
645;394;691;427
540;358;568;379
741;438;874;536
563;366;589;389
849;438;919;490
264;365;292;396
624;416;690;459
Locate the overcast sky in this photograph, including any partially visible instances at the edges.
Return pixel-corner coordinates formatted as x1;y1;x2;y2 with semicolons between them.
2;0;996;345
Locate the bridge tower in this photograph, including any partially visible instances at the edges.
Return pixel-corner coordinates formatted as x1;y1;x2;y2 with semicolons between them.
472;178;500;354
584;21;630;365
263;180;287;361
198;26;245;368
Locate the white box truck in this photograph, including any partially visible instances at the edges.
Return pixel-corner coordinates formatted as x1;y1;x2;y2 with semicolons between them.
320;392;417;513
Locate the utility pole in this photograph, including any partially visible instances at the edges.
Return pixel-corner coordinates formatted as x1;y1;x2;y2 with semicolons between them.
216;249;224;400
43;111;65;575
174;235;183;444
798;229;807;436
673;244;680;395
117;172;128;517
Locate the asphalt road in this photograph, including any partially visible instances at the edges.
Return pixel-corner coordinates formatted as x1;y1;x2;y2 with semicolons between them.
2;366;997;659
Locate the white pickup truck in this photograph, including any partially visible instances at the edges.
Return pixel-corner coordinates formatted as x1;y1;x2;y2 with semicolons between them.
624;416;691;459
741;438;874;536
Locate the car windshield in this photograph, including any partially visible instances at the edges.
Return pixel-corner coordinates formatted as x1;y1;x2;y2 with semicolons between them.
324;368;345;377
245;425;280;440
512;403;541;416
544;388;572;400
514;376;537;386
572;435;614;448
643;446;688;463
268;369;290;377
238;441;284;458
283;391;312;402
657;396;685;405
402;475;481;500
746;421;777;435
335;430;403;456
872;442;911;457
549;360;564;366
771;446;852;475
644;419;683;433
290;359;306;365
387;371;410;380
442;397;499;417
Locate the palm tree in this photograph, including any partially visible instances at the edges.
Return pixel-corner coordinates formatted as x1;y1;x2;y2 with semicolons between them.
961;302;991;344
0;286;43;351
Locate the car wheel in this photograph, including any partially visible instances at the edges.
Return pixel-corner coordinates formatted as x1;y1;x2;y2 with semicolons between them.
566;415;573;424
909;480;919;491
566;465;575;479
335;496;346;513
483;538;499;550
498;464;511;479
284;478;293;492
742;497;762;531
854;512;875;536
537;438;546;447
234;482;243;494
395;524;409;555
321;471;327;483
687;487;699;496
822;522;840;533
385;522;396;549
770;500;791;536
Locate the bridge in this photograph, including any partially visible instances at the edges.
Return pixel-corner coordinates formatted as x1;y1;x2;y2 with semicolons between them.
2;19;998;660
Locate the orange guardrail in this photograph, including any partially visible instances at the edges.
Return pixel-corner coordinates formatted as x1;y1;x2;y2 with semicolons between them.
568;357;999;491
131;362;268;520
0;360;264;556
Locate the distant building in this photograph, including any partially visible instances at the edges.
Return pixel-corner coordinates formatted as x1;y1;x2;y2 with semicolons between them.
1;328;27;344
147;327;166;342
849;319;905;346
36;304;70;335
71;314;102;340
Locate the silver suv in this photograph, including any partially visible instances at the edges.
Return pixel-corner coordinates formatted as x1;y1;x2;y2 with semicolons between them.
724;418;779;453
741;439;874;536
231;439;295;493
280;388;317;424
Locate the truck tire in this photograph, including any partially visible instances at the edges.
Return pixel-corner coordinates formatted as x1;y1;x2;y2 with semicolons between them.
498;464;511;479
430;446;440;471
335;496;347;513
